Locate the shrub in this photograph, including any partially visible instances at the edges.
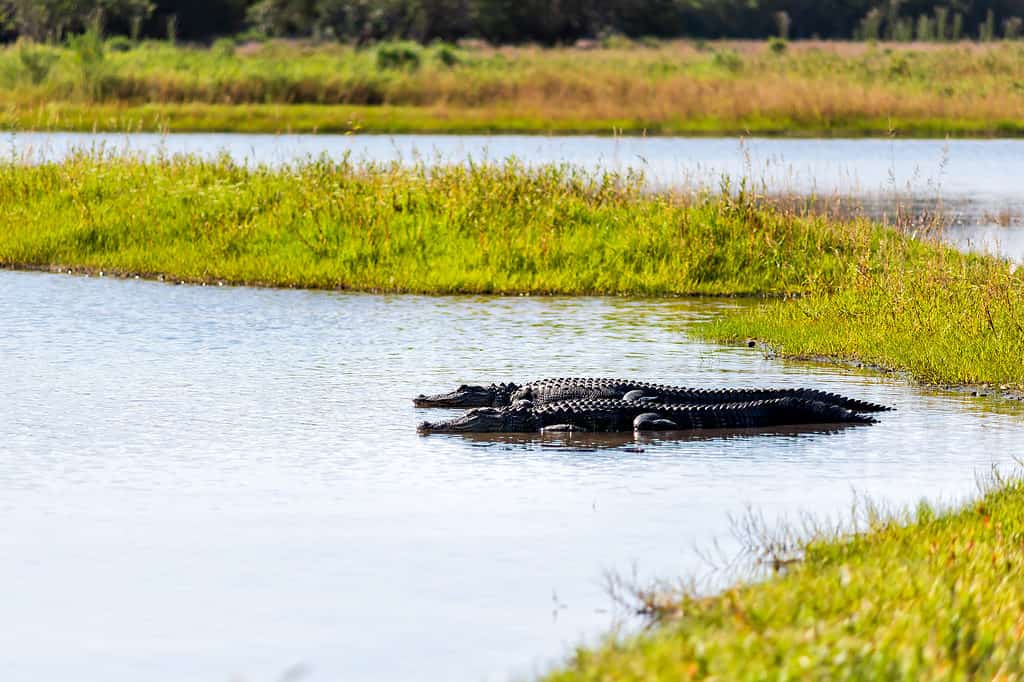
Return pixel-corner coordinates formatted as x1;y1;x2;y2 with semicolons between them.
106;36;134;52
17;41;59;85
711;49;743;72
600;33;633;49
769;37;788;54
376;41;422;70
433;42;460;67
212;37;236;58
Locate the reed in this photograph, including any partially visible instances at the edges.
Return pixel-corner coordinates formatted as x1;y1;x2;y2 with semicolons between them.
3;39;1024;136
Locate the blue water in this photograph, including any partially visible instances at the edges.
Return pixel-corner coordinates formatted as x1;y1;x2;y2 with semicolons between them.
3;268;1023;681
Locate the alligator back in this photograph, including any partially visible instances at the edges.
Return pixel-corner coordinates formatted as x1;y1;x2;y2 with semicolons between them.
533;397;877;432
517;378;892;413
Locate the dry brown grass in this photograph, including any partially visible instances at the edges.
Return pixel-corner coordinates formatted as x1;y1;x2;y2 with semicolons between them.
3;39;1023;135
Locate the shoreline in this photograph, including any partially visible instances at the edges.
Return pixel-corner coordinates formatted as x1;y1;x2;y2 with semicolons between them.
4;102;1024;138
6;261;1024;409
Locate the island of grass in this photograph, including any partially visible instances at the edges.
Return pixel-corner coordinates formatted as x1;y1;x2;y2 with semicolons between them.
4;39;1024;137
3;155;1024;674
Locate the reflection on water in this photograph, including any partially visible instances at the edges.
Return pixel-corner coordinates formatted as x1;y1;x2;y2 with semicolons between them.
2;269;1024;682
7;132;1024;259
437;423;870;450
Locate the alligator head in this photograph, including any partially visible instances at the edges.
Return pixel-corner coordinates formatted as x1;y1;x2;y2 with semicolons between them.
413;382;518;408
418;406;536;433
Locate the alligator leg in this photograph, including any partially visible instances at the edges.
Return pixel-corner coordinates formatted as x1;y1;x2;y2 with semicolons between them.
633;413;681;431
541;423;583;433
622;389;662;404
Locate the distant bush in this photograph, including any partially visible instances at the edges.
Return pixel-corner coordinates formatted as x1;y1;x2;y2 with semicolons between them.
712;49;743;72
235;29;268;44
432;42;461;67
600;33;633;49
376;41;422;70
212;37;236;58
769;36;787;54
68;29;108;99
106;36;134;52
888;54;912;77
17;41;59;84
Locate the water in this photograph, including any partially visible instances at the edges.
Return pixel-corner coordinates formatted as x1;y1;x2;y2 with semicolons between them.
7;132;1024;259
3;268;1024;682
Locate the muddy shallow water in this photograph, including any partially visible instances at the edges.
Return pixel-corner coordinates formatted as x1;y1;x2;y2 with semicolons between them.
3;268;1023;681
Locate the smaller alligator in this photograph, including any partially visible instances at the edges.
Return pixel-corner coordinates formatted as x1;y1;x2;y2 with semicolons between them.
418;397;877;434
414;377;891;413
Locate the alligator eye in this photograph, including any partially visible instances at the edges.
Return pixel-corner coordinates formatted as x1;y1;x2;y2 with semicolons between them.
458;384;469;390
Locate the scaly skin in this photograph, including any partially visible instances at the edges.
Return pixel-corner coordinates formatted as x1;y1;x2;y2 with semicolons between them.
418;397;879;434
414;377;892;412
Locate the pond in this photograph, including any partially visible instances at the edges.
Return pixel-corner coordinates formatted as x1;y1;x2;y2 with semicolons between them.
7;132;1024;259
3;268;1022;681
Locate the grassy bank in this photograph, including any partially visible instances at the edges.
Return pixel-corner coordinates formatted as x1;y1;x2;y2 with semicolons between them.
702;255;1024;388
548;474;1024;680
3;39;1024;136
0;154;929;295
6;102;1024;137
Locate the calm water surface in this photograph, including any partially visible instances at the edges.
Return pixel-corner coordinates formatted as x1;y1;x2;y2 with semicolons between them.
8;132;1024;258
3;268;1024;682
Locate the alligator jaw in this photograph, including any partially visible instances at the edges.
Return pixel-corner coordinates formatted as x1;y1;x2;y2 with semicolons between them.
413;384;498;408
418;407;509;433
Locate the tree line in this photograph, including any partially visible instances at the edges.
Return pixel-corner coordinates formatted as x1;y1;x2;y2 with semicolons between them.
2;0;1023;44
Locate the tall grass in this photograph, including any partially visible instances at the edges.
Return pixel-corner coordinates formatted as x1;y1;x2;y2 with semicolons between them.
3;39;1024;135
549;474;1024;680
0;154;927;295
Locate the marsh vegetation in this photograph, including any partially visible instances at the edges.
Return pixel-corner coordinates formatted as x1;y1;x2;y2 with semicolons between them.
4;39;1024;135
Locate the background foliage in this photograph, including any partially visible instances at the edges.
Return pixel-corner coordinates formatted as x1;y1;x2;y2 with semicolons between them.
2;0;1024;43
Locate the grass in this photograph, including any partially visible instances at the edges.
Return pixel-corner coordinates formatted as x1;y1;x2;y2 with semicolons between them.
548;473;1024;680
3;39;1024;136
702;253;1024;388
0;154;932;296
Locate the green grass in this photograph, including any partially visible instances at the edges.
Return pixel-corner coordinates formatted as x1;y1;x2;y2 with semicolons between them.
0;154;931;295
4;102;1024;137
548;474;1024;680
702;250;1024;388
3;39;1024;136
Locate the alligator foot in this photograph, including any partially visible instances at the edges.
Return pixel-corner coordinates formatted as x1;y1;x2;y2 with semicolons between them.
541;423;583;433
633;413;681;431
622;390;661;404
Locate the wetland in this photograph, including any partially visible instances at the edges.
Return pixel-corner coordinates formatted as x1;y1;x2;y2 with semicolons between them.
3;132;1024;680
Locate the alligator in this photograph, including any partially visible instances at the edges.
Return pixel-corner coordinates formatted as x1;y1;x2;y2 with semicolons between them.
417;397;878;434
413;377;891;413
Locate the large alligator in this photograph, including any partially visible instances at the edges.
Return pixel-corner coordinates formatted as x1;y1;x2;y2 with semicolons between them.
418;397;878;433
414;377;891;413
